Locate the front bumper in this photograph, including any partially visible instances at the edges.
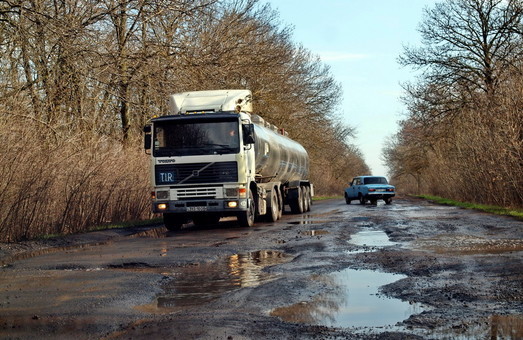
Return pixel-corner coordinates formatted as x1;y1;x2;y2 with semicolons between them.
364;193;395;200
152;198;249;215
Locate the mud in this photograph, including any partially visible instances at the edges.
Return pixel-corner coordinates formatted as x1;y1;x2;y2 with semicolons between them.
0;197;522;339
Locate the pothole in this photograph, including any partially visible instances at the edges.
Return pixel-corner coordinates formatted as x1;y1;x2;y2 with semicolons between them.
271;268;425;328
136;250;291;313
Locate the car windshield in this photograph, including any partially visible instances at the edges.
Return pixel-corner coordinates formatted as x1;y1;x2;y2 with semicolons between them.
364;177;388;185
153;118;239;156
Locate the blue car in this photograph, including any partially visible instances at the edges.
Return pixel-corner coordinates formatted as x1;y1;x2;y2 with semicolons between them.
344;176;395;205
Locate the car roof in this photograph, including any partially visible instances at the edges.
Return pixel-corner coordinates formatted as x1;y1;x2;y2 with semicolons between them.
354;175;386;179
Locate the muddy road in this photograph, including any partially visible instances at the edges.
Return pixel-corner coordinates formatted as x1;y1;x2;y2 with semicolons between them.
1;197;522;339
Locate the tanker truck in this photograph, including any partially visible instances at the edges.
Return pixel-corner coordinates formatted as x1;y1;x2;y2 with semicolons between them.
143;89;313;230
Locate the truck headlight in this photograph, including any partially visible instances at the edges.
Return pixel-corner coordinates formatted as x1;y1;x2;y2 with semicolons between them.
227;201;238;208
157;203;168;210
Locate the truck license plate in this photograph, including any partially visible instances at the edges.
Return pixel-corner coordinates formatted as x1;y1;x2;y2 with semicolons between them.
187;206;208;212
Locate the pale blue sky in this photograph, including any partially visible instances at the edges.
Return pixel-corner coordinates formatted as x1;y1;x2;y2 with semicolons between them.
268;0;436;177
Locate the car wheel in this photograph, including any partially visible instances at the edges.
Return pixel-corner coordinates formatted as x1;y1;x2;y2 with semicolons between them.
384;198;392;205
359;194;366;205
345;194;351;204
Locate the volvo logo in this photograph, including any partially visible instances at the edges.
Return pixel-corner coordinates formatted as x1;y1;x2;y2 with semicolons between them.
192;170;200;176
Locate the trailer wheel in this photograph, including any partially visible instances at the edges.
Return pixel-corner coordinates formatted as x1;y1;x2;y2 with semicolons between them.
277;189;283;219
238;190;255;227
303;186;311;212
290;187;304;214
163;213;184;231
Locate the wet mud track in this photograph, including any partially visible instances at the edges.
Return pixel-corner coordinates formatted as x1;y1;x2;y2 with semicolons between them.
1;197;522;339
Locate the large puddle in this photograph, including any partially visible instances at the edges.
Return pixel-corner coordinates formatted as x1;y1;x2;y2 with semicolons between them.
137;250;290;313
271;268;424;328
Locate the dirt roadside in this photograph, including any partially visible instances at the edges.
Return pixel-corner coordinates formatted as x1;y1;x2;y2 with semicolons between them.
1;197;522;339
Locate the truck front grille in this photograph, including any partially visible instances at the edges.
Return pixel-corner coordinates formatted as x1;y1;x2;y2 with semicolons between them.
155;161;238;185
176;187;217;200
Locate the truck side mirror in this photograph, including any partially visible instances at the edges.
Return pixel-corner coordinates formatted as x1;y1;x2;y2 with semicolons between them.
143;125;152;152
242;124;255;145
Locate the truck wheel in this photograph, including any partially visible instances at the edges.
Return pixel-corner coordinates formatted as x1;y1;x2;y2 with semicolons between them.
163;213;184;231
238;190;255;227
277;189;283;219
303;186;310;212
359;194;366;205
290;187;304;214
267;190;279;222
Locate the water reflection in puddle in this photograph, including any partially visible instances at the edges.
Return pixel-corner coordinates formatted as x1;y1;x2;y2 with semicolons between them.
347;230;397;253
350;230;394;247
299;230;330;236
271;268;424;328
426;314;523;339
288;220;334;225
489;315;523;339
137;250;290;313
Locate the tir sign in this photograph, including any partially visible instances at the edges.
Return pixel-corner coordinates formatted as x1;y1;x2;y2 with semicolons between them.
160;172;175;182
157;171;177;184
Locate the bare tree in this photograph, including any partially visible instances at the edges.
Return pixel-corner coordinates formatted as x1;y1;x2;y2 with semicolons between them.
389;0;523;207
401;0;523;98
0;0;368;241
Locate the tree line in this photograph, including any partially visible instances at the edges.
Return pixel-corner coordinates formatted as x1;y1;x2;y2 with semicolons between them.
0;0;368;242
384;0;523;208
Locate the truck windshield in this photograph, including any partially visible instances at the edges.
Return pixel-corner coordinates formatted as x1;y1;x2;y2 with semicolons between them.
153;119;240;157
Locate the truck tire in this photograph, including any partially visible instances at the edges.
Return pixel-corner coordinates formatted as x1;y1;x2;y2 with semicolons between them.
266;190;279;222
238;190;255;227
302;186;310;212
163;213;184;231
290;187;304;214
277;189;283;219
